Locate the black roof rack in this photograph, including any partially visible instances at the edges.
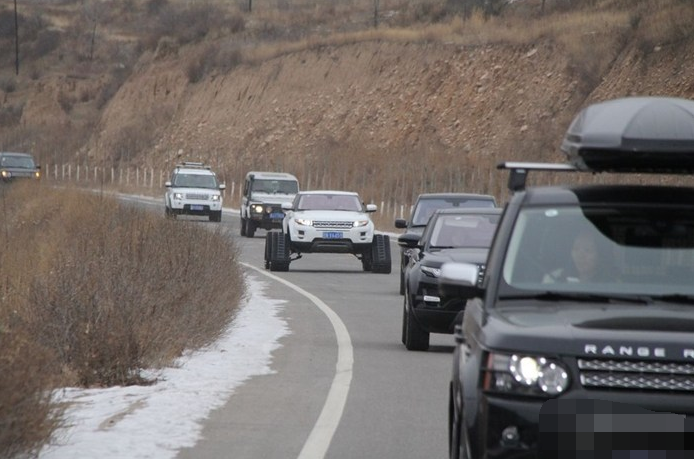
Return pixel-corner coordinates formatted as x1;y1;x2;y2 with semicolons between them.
497;162;577;192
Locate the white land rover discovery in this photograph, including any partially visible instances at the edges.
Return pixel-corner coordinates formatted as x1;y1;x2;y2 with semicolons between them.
264;190;392;273
240;171;300;238
164;162;225;222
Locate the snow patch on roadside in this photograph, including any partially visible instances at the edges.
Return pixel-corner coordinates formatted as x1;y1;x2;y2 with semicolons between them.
39;275;288;459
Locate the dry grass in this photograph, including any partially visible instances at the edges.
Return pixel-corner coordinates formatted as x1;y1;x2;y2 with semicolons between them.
0;181;245;456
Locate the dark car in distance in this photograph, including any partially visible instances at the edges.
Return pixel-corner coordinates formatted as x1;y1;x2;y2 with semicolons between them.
395;193;497;295
401;207;501;351
0;152;41;182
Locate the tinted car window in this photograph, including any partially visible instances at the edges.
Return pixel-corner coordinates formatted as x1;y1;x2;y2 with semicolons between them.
501;205;694;296
411;198;495;226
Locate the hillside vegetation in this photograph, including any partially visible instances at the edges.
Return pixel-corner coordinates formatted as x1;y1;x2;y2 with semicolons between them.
2;0;694;207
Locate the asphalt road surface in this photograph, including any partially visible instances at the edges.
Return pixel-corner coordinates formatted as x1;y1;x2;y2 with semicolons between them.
136;205;455;459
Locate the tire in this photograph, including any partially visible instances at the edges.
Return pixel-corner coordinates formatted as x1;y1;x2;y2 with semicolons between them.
240;216;247;236
449;397;470;459
246;220;256;238
209;211;222;222
264;232;273;269
371;234;392;274
269;232;290;272
361;250;373;271
403;295;429;351
399;267;405;294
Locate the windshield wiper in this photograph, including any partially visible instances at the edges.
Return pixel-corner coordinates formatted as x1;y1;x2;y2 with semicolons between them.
500;292;652;304
652;294;694;305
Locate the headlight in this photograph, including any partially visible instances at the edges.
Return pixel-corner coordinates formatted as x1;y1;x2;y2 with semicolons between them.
353;220;369;227
483;353;570;396
420;266;441;278
211;194;220;201
251;204;264;213
295;218;313;226
1;170;10;178
173;192;183;200
34;171;41;179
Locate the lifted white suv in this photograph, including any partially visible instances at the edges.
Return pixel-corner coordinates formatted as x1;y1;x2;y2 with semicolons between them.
164;162;225;222
264;190;391;273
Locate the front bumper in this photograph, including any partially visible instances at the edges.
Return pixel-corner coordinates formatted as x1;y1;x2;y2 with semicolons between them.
474;388;694;458
411;279;465;333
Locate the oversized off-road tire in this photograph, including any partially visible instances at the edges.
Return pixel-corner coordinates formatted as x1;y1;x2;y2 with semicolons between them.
246;220;257;238
240;216;247;236
403;297;429;351
361;250;373;271
209;210;222;222
264;232;273;269
371;234;392;274
269;231;290;272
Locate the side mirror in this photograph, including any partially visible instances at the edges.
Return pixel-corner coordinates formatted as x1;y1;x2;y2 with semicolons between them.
281;202;293;211
165;181;172;188
398;232;420;249
395;218;408;229
365;203;377;212
219;184;226;190
439;262;483;300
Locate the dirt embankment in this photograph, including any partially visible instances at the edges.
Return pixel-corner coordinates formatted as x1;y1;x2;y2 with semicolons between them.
14;31;694;203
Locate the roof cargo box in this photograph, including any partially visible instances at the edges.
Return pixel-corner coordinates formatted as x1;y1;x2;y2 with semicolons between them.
561;97;694;174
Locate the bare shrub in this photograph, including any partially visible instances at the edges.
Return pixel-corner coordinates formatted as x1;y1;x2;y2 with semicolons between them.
0;102;23;127
0;76;16;93
1;185;245;389
28;29;62;59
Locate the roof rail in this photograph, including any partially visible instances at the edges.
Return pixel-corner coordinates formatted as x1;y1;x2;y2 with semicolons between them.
176;161;211;170
497;162;577;192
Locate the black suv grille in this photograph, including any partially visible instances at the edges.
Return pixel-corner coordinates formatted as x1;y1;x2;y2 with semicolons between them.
578;358;694;392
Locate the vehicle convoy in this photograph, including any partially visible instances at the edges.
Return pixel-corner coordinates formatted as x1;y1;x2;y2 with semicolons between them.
395;193;496;295
164;161;225;222
240;171;300;238
264;190;391;273
0;152;41;182
444;97;694;459
401;207;501;351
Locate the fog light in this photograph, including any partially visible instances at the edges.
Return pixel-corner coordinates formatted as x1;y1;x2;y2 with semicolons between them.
500;426;520;448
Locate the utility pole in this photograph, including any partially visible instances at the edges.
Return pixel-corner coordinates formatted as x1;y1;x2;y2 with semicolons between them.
14;0;19;75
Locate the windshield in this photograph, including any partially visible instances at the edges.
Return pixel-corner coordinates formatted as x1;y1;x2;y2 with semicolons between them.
429;214;499;249
251;179;298;194
1;155;35;169
297;194;362;211
411;197;495;226
173;173;219;189
501;205;694;297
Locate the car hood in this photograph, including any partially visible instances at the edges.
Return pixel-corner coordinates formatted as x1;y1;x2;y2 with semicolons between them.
484;302;694;362
292;210;369;221
171;187;220;194
251;192;296;204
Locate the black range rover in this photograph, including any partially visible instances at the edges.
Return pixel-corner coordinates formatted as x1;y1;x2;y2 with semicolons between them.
445;97;694;459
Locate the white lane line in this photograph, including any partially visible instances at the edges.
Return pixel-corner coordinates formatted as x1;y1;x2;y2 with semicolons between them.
241;262;353;459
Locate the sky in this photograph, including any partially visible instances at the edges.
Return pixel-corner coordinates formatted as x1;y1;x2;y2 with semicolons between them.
38;275;288;459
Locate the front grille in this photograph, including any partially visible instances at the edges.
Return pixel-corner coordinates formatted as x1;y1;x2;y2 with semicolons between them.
186;193;209;200
313;221;354;229
578;358;694;392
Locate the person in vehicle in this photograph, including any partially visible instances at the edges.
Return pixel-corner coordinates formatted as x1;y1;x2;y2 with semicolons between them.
543;230;602;283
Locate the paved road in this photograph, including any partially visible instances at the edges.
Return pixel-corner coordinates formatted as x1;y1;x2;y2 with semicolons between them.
169;209;455;459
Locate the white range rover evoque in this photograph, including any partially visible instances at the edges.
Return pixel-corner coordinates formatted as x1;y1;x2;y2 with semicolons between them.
264;190;392;273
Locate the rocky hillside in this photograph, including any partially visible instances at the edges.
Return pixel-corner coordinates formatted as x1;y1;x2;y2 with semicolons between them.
3;0;694;206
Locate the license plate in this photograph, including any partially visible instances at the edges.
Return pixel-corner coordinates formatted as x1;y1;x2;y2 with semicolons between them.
190;205;203;211
323;232;343;239
270;212;284;219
